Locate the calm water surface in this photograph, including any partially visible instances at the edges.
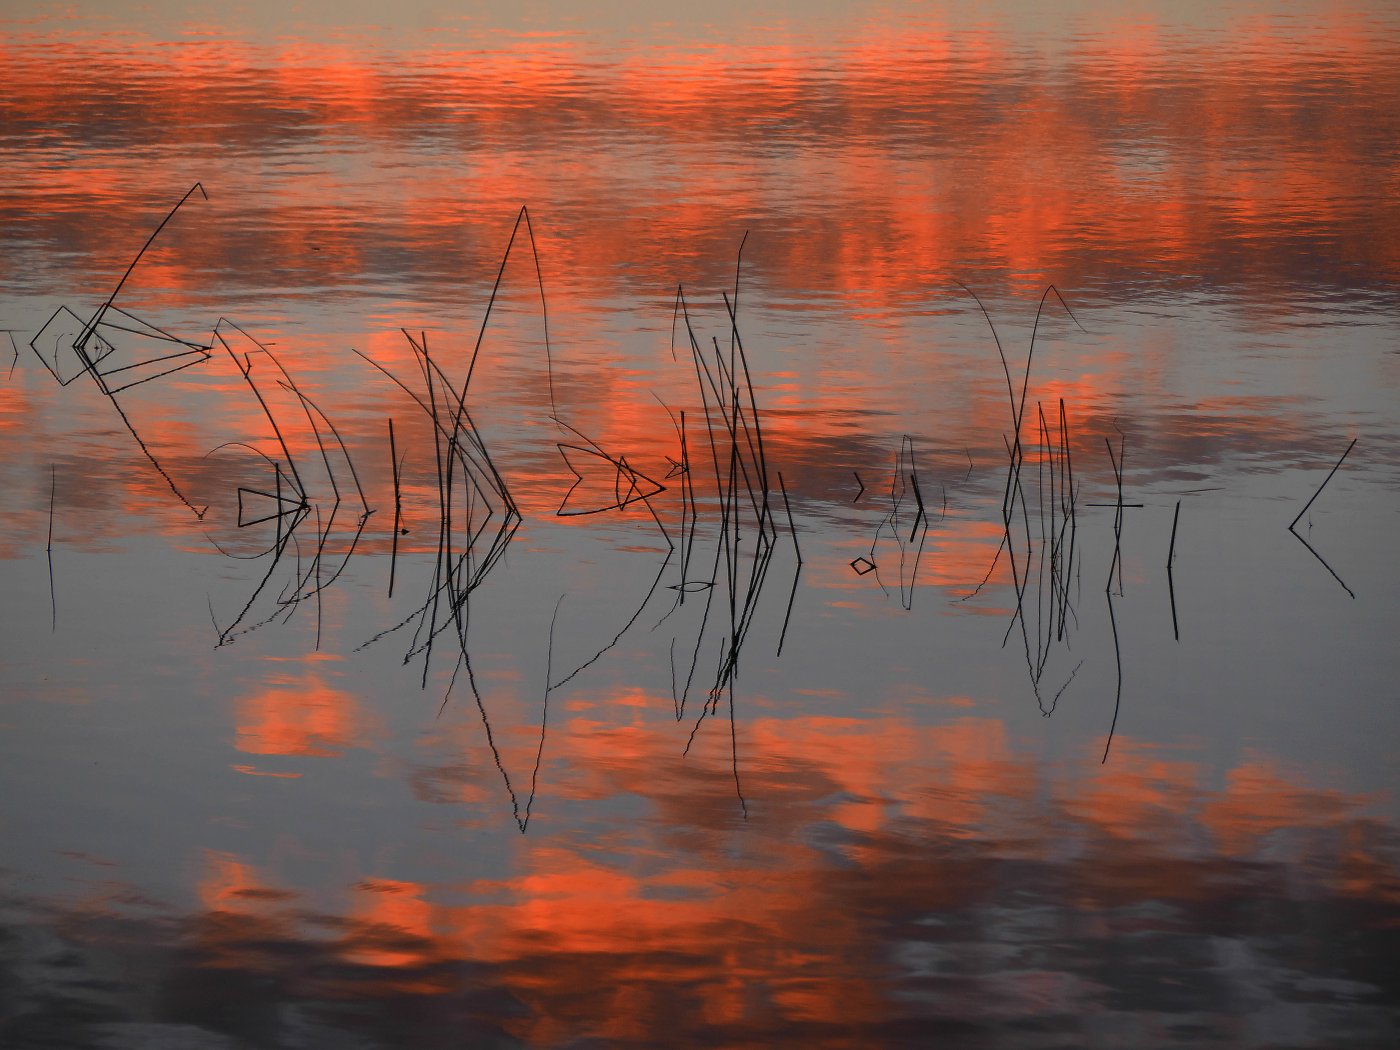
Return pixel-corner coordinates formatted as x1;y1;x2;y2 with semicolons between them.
2;2;1400;1047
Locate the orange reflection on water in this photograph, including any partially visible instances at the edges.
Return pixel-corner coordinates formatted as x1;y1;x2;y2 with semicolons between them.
9;2;1390;556
0;381;30;434
198;851;279;914
451;858;890;1045
166;705;1400;1043
193;850;302;972
344;878;440;976
234;664;368;758
1067;750;1208;846
3;13;1398;307
1201;757;1363;856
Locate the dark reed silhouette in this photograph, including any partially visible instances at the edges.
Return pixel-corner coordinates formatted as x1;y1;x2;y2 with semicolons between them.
1287;437;1357;598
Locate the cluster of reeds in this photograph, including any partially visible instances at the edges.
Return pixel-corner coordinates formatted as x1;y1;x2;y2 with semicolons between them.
350;210;541;828
29;184;213;519
959;284;1088;716
17;183;1371;822
207;318;371;648
25;184;374;648
855;434;935;611
663;241;802;810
